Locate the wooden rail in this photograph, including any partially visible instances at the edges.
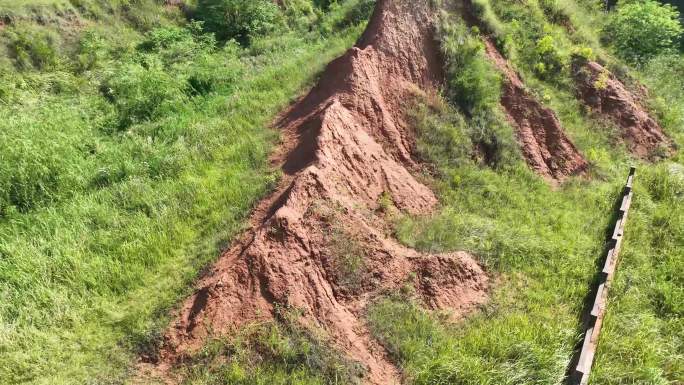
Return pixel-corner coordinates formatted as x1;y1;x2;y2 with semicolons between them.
568;167;636;385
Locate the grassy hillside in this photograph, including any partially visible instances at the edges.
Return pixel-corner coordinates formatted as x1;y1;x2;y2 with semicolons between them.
0;0;681;385
0;1;373;384
368;1;683;384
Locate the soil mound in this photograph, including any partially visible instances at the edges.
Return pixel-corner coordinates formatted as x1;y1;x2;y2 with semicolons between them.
572;60;671;158
483;39;589;181
149;1;489;383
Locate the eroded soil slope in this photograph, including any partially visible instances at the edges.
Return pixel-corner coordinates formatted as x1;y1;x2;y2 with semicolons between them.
484;39;589;181
149;1;488;383
573;60;672;158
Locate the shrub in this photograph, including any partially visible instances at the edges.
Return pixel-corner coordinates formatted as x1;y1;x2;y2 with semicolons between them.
437;16;517;168
471;0;506;41
185;44;243;96
408;93;473;169
571;46;596;62
138;22;217;67
7;27;59;70
195;0;281;45
605;0;683;63
533;35;565;79
101;60;186;129
318;0;376;35
339;0;375;27
76;30;108;71
440;22;502;115
282;0;320;31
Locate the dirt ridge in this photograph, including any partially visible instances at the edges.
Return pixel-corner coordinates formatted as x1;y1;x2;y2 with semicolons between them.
483;39;589;181
145;1;489;383
573;60;672;159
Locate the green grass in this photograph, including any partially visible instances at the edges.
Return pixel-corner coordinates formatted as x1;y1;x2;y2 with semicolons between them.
366;2;683;384
177;310;364;385
1;1;681;384
0;1;372;384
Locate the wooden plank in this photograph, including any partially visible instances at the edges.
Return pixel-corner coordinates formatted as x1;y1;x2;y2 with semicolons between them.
591;283;606;318
571;168;635;385
576;327;596;374
602;248;616;276
619;193;632;213
611;217;623;240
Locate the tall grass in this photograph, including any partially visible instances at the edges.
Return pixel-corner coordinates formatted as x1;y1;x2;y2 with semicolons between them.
178;310;365;385
0;1;372;384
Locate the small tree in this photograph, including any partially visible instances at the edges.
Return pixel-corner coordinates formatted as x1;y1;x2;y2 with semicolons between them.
605;0;683;63
195;0;280;45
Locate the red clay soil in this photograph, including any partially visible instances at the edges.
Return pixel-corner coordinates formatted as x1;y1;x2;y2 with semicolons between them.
143;1;489;384
483;39;589;181
573;60;671;159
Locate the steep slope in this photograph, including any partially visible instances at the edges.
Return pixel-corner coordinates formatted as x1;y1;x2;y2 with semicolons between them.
150;1;489;383
483;39;589;181
573;60;672;158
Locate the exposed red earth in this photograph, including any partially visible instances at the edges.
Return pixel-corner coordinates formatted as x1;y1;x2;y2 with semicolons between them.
573;60;672;159
483;39;589;181
141;1;489;383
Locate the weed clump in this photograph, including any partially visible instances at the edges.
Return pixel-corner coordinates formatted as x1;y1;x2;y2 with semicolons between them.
604;0;683;64
180;311;364;384
195;0;281;45
436;15;517;167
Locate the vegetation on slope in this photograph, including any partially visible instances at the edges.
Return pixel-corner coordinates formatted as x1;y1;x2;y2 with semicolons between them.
176;309;365;385
0;1;373;384
1;0;681;384
369;1;683;384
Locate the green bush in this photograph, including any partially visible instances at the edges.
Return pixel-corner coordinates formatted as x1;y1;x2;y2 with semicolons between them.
195;0;281;45
76;29;108;71
101;60;186;129
439;22;502;115
318;0;376;36
282;0;320;31
533;35;565;80
7;27;59;70
605;0;683;63
339;0;375;27
437;16;517;168
409;94;473;170
471;0;506;41
185;48;243;96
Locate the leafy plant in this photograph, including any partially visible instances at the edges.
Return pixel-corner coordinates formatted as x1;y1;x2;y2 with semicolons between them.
533;35;565;79
195;0;281;45
408;92;473;169
101;60;187;129
605;0;683;63
437;15;517;167
7;26;59;70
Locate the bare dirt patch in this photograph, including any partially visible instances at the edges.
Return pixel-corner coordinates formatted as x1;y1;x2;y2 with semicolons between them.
483;39;589;181
572;60;672;159
141;1;489;384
